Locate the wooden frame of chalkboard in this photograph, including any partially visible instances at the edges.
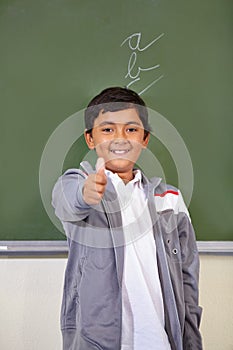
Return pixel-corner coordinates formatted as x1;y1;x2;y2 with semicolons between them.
0;241;233;257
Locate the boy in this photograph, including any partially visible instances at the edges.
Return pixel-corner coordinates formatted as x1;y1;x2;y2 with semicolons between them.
52;87;203;350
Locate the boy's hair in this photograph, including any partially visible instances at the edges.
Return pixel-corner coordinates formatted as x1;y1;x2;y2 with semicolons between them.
84;87;151;138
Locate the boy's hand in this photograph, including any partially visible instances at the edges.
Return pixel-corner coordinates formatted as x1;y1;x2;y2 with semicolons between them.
82;158;107;205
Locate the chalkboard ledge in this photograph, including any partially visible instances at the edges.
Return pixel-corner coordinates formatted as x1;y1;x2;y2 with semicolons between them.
0;241;233;257
197;241;233;254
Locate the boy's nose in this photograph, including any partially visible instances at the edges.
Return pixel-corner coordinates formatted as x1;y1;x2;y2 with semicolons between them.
115;127;127;140
113;138;128;145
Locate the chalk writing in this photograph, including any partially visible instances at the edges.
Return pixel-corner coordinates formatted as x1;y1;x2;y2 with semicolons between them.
121;32;164;95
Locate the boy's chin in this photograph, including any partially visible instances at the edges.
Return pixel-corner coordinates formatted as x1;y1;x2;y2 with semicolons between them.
104;159;135;173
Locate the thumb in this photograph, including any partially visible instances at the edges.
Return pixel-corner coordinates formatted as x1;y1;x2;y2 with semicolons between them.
95;157;105;174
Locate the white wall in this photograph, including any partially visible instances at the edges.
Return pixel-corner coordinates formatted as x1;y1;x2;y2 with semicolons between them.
0;258;65;350
0;255;232;350
199;255;233;350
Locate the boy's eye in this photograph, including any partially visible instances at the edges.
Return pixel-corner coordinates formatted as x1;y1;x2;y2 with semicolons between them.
102;128;113;133
126;128;137;132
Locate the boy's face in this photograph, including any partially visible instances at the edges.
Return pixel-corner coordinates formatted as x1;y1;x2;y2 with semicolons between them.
85;108;149;180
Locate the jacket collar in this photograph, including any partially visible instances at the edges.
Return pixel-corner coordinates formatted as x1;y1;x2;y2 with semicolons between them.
80;160;162;192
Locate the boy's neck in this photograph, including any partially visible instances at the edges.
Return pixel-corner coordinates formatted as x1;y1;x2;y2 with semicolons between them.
120;174;133;184
106;168;134;184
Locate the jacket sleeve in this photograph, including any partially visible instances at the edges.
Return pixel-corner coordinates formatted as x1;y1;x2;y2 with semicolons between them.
178;211;203;350
52;169;91;222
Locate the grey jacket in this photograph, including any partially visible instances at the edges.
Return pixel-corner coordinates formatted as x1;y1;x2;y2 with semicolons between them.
52;162;203;350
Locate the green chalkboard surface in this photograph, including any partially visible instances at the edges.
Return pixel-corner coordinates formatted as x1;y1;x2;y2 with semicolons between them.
1;0;232;241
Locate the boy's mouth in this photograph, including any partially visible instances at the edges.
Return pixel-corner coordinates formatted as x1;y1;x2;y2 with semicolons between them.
110;149;130;155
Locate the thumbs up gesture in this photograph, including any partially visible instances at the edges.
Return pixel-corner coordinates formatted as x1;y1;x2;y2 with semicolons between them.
83;158;107;205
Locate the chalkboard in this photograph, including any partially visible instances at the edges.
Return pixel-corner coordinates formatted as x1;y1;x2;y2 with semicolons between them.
1;0;233;243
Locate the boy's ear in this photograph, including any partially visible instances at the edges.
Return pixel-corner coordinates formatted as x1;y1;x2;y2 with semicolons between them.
84;130;95;149
142;132;150;148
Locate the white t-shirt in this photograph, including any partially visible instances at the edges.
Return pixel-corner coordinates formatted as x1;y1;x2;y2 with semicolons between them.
106;170;171;350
